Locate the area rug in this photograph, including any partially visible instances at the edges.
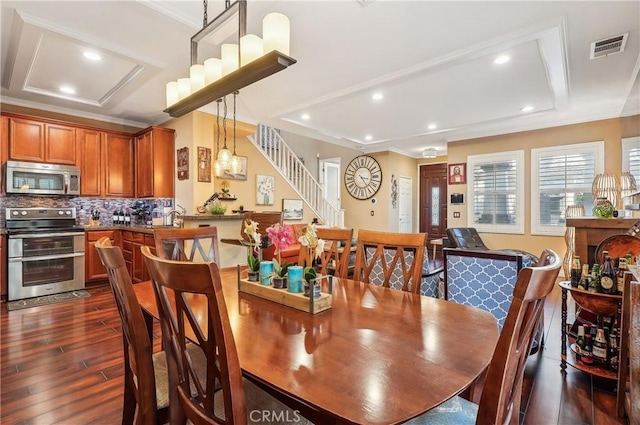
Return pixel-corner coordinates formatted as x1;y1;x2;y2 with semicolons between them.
6;290;91;311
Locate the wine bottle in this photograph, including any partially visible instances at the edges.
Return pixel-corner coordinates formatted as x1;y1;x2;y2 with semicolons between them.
616;257;627;294
570;255;581;287
124;208;131;226
592;328;607;362
582;332;593;364
608;331;618;372
576;325;585;349
118;208;125;225
112;209;119;225
600;255;616;294
591;264;601;293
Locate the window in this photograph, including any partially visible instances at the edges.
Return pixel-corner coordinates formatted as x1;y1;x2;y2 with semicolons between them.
622;137;640;179
467;151;524;234
531;141;604;235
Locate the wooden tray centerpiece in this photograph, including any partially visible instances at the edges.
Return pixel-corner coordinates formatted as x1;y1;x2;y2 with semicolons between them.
236;266;332;314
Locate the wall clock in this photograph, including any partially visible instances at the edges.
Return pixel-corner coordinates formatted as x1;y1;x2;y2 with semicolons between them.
344;155;382;200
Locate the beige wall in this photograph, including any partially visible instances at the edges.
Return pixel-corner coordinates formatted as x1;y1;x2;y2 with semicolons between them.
445;116;636;257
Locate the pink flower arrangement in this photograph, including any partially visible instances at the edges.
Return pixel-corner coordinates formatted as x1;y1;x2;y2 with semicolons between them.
266;223;295;276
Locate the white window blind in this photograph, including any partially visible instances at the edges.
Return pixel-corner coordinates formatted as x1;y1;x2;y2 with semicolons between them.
622;137;640;211
467;151;524;234
531;141;604;235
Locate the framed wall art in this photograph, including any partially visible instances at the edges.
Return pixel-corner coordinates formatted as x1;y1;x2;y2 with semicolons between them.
448;163;466;185
177;147;189;180
256;174;275;205
282;199;303;220
197;146;211;182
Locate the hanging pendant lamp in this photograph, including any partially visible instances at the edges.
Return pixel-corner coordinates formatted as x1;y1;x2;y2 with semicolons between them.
230;91;242;175
216;96;232;171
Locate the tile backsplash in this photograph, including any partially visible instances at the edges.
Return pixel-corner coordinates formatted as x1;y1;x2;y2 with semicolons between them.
1;195;173;227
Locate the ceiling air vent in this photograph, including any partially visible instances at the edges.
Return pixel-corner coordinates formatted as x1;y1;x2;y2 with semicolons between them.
590;33;628;59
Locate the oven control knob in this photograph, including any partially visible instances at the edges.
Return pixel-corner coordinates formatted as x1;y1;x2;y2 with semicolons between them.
12;211;19;216
58;211;65;215
20;211;27;216
65;211;71;215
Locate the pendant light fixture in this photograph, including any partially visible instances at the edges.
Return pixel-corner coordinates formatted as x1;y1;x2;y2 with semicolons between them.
164;0;296;117
230;90;242;175
217;96;232;171
214;99;224;177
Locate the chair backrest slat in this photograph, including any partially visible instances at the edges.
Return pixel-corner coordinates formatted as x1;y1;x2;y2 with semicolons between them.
154;227;220;264
353;230;427;293
298;227;354;279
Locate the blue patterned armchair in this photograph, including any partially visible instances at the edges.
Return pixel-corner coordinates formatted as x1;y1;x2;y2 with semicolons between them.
444;248;536;330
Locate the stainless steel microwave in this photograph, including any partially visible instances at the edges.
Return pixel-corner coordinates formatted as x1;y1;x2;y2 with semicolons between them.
5;160;81;196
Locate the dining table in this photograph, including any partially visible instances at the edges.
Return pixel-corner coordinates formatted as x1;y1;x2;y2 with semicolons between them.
133;274;499;425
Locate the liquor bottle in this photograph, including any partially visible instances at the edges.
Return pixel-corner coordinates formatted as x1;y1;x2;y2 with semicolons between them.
591;264;601;293
616;257;627;294
600;255;616;294
576;325;586;349
570;255;581;287
124;208;131;226
112;209;119;225
582;332;593;364
118;208;125;225
608;330;619;372
592;327;608;363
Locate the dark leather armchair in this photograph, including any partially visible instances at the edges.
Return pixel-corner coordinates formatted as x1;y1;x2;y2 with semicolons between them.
445;228;490;250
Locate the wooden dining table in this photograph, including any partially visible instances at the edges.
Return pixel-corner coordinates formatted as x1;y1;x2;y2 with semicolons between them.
133;274;499;425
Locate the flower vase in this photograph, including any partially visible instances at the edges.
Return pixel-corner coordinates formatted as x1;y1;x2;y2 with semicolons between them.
272;276;287;289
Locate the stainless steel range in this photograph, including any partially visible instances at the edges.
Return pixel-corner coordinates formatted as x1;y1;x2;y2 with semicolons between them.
6;207;85;301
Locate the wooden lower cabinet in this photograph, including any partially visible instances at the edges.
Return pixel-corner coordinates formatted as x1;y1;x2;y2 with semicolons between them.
85;230;122;283
1;235;6;300
122;231;156;283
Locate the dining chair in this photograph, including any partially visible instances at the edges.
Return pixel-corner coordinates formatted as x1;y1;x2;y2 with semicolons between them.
219;211;283;261
153;226;220;263
298;227;354;279
406;248;561;425
141;246;313;425
94;237;172;425
353;229;427;293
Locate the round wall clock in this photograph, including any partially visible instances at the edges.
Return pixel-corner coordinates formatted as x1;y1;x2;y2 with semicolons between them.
344;155;382;200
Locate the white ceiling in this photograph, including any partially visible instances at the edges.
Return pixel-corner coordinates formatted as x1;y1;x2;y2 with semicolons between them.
1;1;639;158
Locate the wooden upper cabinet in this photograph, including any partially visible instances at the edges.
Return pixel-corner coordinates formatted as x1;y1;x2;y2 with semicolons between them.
104;132;135;197
7;116;76;165
77;128;103;196
134;126;175;198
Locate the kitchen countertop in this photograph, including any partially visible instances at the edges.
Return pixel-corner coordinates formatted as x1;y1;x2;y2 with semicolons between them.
82;225;172;234
182;214;245;220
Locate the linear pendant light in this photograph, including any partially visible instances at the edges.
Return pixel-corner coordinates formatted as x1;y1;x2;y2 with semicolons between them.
164;0;297;118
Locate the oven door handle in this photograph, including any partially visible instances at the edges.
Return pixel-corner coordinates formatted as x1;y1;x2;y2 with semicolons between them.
8;252;85;262
9;232;85;239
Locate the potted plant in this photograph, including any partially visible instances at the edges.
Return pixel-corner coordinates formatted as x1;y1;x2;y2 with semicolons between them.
208;201;227;215
244;219;261;281
303;267;321;298
266;223;295;289
298;223;325;267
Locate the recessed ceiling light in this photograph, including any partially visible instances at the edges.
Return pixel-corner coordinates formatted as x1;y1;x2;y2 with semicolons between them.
301;113;310;120
372;92;383;101
493;55;510;65
520;105;534;112
364;135;373;141
59;85;76;95
427;123;437;130
83;51;102;61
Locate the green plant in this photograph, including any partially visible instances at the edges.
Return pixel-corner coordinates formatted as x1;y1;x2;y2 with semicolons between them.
247;254;260;272
208;201;227;215
272;259;291;277
304;267;317;284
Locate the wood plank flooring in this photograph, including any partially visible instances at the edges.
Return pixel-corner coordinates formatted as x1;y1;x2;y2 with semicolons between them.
0;269;628;424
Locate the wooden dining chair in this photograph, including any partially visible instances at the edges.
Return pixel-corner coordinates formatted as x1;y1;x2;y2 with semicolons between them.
353;229;427;293
298;227;354;279
405;249;561;425
154;226;220;263
141;246;313;425
94;237;169;425
219;211;283;261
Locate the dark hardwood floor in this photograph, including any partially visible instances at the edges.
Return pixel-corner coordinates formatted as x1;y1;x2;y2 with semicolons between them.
0;269;628;424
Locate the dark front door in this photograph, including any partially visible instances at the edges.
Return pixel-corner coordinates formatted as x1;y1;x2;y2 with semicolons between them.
419;163;448;239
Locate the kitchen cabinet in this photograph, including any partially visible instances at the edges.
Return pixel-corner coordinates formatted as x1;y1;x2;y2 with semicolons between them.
77;129;134;197
6;115;77;165
122;231;156;283
1;235;6;300
104;132;135;197
85;230;122;283
134;126;175;198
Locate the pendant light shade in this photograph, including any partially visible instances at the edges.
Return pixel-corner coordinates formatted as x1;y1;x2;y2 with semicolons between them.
166;82;178;107
221;43;239;76
177;78;191;100
240;34;264;66
217;148;232;170
263;12;290;55
230;155;242;174
204;58;222;85
190;64;205;92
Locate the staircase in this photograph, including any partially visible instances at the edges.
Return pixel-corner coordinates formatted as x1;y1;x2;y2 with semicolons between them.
251;124;344;227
